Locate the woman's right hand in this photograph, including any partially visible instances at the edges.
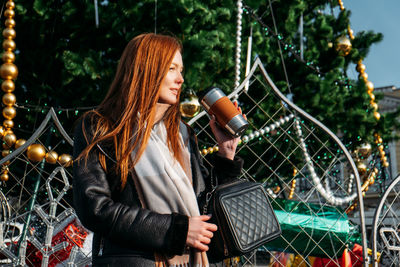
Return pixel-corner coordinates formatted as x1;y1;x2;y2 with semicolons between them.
186;215;218;252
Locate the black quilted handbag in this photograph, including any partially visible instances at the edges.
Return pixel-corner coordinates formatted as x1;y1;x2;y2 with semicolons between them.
203;179;281;261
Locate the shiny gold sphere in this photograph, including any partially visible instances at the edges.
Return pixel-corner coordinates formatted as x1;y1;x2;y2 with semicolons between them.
3;106;16;120
356;63;366;73
371;102;378;111
0;126;5;138
369;93;375;101
0;63;18;80
5;19;16;28
2;93;16;106
378;145;384;152
2;80;14;93
327;42;333;48
0;172;9;181
15;138;26;149
374;111;381;120
2;149;10;157
6;2;15;9
3;119;13;129
207;147;214;154
369;178;375;186
357;162;367;175
2;28;16;39
380;150;386;157
376;136;383;144
2;51;15;63
45;151;58;164
3;132;16;147
382;161;389;168
357;143;372;158
359;72;368;81
3;39;16;51
4;9;15;18
58;154;73;167
201;149;207;155
366;81;374;93
180;98;201;118
26;144;46;162
335;36;352;56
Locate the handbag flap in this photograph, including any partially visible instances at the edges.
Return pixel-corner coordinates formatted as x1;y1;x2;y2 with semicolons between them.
219;182;281;252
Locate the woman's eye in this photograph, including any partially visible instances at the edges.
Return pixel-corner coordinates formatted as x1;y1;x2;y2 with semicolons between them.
169;67;175;71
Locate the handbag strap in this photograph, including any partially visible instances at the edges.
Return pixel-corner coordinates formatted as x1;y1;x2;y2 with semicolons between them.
203;167;218;215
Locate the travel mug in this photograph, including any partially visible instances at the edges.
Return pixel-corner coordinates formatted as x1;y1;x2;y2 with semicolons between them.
200;87;248;137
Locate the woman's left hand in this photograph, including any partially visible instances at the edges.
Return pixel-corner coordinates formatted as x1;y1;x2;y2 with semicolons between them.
209;101;246;160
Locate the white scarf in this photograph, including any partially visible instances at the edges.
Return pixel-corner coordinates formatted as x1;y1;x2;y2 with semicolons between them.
132;121;209;267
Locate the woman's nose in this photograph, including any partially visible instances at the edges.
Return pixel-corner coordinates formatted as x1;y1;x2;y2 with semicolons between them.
176;72;184;84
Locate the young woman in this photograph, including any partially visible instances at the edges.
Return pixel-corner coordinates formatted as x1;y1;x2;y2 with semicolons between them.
73;33;243;266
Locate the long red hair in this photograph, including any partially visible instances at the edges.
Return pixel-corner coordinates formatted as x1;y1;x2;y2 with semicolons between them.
78;33;184;189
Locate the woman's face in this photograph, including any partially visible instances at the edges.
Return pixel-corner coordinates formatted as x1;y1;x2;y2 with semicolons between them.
158;50;184;105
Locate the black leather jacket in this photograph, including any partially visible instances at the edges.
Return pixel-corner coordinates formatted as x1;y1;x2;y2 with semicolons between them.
72;117;243;266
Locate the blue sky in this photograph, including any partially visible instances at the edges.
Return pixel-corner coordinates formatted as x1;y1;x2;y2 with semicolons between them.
345;0;400;88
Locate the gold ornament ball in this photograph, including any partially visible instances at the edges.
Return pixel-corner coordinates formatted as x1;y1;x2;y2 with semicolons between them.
180;98;201;118
2;142;10;149
5;19;16;28
366;81;374;92
335;36;352;56
6;1;15;9
0;126;4;138
368;93;375;101
2;149;10;157
45;151;58;164
27;144;46;162
207;147;214;154
15;138;26;149
359;72;368;81
371;102;378;111
2;51;15;63
327;42;333;48
0;172;9;182
2;39;16;51
3;106;16;120
3;119;13;129
358;143;372;158
201;149;207;155
374;111;381;120
4;9;15;18
2;80;14;93
380;150;386;157
357;162;367;175
0;63;18;80
3;132;16;147
383;161;389;168
58;154;73;167
3;28;16;39
2;93;16;106
356;63;366;73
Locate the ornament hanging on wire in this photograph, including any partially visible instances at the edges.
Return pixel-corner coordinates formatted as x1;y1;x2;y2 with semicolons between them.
335;36;352;56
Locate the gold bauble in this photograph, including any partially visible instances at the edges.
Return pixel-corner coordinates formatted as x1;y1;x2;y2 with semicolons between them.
3;39;16;51
179;93;201;118
371;102;378;111
6;1;15;9
201;149;207;155
4;9;15;18
45;151;58;164
358;143;372;158
2;51;15;63
369;93;375;101
0;126;4;138
0;63;18;80
5;19;16;28
2;80;14;92
58;154;73;167
380;150;386;157
207;147;214;154
327;42;333;48
378;145;384;152
335;36;352;56
366;81;374;93
3;132;16;147
2;28;16;39
356;63;366;73
2;143;10;149
357;162;367;175
2;149;10;157
3;106;16;120
3;119;13;129
27;144;46;162
0;172;9;181
383;161;389;168
2;93;15;106
15;138;26;149
359;72;368;81
374;111;381;120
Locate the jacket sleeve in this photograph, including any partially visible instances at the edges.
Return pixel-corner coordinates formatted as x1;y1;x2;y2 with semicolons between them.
72;118;188;255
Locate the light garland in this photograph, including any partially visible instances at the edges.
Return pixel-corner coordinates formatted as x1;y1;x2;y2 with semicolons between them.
288;168;298;199
200;114;295;156
233;0;243;100
337;0;388;168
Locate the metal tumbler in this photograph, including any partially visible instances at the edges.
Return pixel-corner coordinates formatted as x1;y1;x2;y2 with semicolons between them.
200;87;249;137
